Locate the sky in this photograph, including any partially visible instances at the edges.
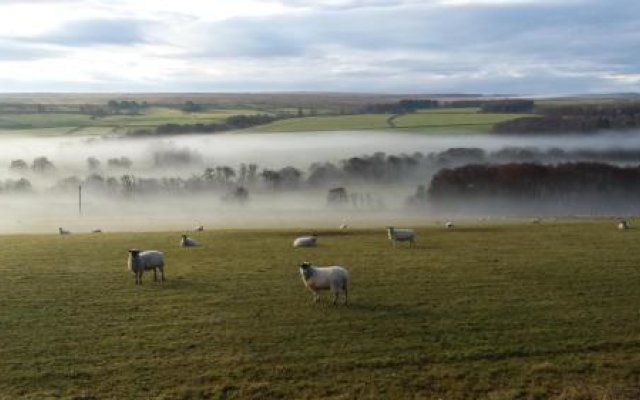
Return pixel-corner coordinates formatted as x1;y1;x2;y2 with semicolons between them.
0;0;638;94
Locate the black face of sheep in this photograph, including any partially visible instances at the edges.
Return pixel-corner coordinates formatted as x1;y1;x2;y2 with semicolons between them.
299;262;314;280
128;249;140;257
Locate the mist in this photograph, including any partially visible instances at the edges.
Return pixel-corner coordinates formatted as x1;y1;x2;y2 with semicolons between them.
3;130;640;234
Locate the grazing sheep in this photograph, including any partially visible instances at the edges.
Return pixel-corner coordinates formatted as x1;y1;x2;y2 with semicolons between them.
127;249;165;285
445;221;454;229
299;261;350;305
293;235;317;248
58;227;71;235
387;227;415;247
180;234;198;247
193;225;204;232
618;220;629;230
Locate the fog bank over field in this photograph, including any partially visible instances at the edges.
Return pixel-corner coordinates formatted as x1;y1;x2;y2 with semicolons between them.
4;130;640;173
2;130;640;234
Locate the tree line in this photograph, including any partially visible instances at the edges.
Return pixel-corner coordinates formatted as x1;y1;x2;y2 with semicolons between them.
127;114;284;136
493;102;640;134
422;162;640;213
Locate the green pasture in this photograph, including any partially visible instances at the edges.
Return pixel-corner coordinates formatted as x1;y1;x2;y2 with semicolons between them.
256;108;534;133
256;114;392;132
1;222;640;398
393;109;535;131
0;107;262;133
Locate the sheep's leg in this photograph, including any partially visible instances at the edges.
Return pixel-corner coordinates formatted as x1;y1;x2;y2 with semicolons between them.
332;291;338;305
313;292;320;303
160;267;165;282
153;268;158;282
344;287;348;306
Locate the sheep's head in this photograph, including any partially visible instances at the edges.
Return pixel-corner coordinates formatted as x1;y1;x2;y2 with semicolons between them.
299;262;314;280
128;249;141;257
182;234;188;239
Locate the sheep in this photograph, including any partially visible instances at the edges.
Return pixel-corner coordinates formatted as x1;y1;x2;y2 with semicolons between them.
293;235;317;248
193;225;204;232
298;261;350;305
92;229;102;233
618;220;629;230
180;234;198;247
339;223;348;230
127;249;165;285
387;227;415;247
58;227;71;235
531;218;541;224
445;221;454;229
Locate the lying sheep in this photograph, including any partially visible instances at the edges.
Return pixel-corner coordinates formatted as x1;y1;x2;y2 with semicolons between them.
59;227;71;235
293;235;317;248
127;249;165;285
387;227;415;247
618;220;629;230
180;234;198;247
299;261;350;305
92;229;102;233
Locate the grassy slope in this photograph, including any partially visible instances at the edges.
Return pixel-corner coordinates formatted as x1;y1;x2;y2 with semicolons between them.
0;108;260;134
257;108;534;133
394;109;535;131
1;222;640;399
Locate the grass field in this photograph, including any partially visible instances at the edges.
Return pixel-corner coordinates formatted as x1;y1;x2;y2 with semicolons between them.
0;107;261;133
1;221;640;399
256;108;534;133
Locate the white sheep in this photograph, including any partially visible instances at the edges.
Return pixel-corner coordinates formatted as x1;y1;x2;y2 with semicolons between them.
92;229;103;233
59;227;71;235
339;223;348;230
127;249;165;285
293;235;317;248
387;227;415;247
618;220;629;230
445;221;454;229
180;234;198;247
193;225;204;232
299;261;350;305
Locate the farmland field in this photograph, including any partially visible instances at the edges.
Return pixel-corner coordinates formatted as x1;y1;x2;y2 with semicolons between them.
257;108;534;133
1;221;640;398
0;107;262;134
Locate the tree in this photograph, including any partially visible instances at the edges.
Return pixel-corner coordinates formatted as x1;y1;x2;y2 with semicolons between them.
87;157;101;170
32;156;54;172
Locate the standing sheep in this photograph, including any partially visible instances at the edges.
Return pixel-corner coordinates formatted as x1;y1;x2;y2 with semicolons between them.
293;235;317;248
180;234;199;247
387;227;415;247
298;262;350;305
127;249;165;285
618;220;629;230
445;221;454;229
59;227;71;235
193;225;204;232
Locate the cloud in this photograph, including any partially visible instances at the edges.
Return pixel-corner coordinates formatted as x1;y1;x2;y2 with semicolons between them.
31;18;154;46
0;0;638;93
0;41;60;61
